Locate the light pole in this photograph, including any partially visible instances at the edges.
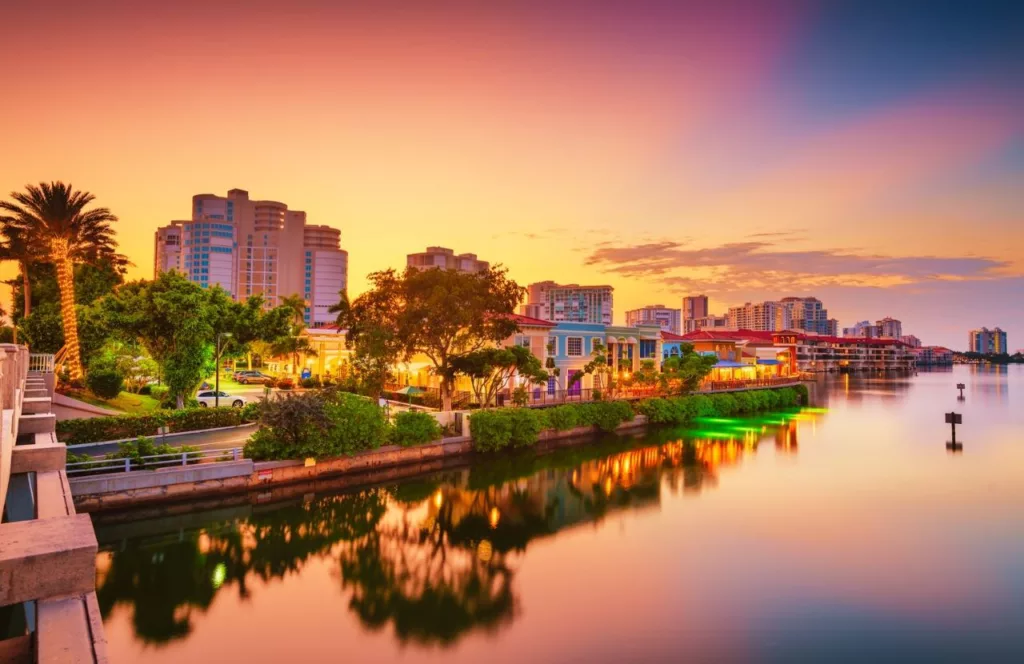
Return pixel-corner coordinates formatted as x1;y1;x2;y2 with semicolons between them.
215;332;233;408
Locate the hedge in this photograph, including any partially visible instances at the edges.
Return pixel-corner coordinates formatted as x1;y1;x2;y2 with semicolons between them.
390;411;443;447
469;386;809;453
56;406;260;445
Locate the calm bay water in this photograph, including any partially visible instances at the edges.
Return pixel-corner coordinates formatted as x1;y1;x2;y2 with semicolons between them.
93;366;1024;663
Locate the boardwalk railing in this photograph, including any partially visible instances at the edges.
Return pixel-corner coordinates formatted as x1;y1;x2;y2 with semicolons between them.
66;447;242;476
29;352;55;373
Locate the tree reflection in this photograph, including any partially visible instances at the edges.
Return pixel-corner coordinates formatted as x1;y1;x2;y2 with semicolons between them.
97;411;814;648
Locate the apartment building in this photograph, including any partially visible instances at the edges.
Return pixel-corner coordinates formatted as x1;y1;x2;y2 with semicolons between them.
407;246;489;272
154;189;348;327
625;305;681;334
521;281;613;325
682;295;708;324
684;314;729;334
779;297;834;334
727;301;790;331
968;327;1009;354
772;331;915;372
900;335;922;348
877;317;903;339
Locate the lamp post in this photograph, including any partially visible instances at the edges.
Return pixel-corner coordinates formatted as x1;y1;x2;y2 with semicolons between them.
215;332;233;408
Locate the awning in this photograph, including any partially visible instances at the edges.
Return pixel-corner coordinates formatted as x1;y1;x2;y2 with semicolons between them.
395;386;426;395
757;359;782;365
713;360;747;368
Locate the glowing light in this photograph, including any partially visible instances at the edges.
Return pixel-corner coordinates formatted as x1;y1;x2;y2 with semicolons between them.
604;477;613;495
477;540;493;563
211;563;227;589
489;507;500;528
433;490;443;508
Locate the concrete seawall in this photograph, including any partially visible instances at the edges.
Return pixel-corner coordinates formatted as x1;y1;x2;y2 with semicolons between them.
70;416;650;512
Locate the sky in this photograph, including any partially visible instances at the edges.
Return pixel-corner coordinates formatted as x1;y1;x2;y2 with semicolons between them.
1;0;1022;350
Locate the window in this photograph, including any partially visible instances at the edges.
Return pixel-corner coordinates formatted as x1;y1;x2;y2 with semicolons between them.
547;336;557;355
567;337;583;357
515;335;531;348
640;339;657;359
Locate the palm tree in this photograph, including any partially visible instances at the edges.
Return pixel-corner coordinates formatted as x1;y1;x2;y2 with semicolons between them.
0;223;40;321
278;293;307;327
273;294;312;375
0;182;119;380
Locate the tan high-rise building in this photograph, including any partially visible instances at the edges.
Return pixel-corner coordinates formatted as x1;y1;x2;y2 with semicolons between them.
154;188;348;327
407;246;489;273
521;281;613;325
682;295;709;322
876;317;903;339
625;305;681;334
726;301;788;331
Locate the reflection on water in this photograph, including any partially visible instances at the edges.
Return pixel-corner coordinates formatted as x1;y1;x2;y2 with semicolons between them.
94;366;1024;663
95;411;811;649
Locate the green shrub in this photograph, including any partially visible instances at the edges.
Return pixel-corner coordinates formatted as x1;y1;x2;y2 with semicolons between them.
732;391;753;413
635;398;676;424
507;408;545;448
299;376;321;389
711;393;739;416
469;410;514;452
240;401;261;422
103;436;201;469
243;428;290;461
578;401;635;432
544;405;580;431
56;413;164;445
391;411;442;447
322;392;389;456
165;407;244;432
86;357;124;400
690;394;718;418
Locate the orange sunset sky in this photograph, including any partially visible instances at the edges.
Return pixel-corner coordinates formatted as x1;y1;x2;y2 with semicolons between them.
1;0;1022;349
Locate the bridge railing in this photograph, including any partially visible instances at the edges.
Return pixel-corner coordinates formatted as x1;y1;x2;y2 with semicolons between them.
66;447;242;476
29;352;55;373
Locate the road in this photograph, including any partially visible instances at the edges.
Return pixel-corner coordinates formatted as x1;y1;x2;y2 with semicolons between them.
77;424;257;458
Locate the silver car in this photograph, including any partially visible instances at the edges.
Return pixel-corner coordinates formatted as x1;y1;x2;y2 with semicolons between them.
196;391;247;408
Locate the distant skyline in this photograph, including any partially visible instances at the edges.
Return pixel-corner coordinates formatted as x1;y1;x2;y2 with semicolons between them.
1;0;1021;349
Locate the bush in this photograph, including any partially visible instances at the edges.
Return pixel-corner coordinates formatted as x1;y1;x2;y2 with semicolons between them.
300;376;321;389
507;408;545;448
86;357;124;400
277;377;295;390
322;392;389;456
544;405;580;431
469;410;513;452
577;401;635;432
689;394;718;418
710;393;739;416
149;384;169;402
103;436;201;469
56;406;250;445
391;411;442;447
165;407;244;432
240;401;261;422
243;427;290;461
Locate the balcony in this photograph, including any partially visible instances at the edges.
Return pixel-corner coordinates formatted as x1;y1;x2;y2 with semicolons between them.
0;346;106;663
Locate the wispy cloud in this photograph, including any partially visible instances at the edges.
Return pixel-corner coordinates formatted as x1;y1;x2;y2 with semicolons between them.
583;239;1015;295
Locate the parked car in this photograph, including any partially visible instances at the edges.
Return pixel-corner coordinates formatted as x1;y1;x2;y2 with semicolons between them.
196;391;247;408
236;371;274;385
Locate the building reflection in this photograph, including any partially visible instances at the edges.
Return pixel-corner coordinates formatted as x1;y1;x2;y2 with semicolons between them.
94;408;823;649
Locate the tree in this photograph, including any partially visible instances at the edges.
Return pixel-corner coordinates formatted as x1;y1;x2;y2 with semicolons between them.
343;267;523;410
332;289;404;397
0;182;120;379
0;223;41;323
450;345;547;407
267;293;315;375
661;343;718;394
569;339;611;393
101;272;223;408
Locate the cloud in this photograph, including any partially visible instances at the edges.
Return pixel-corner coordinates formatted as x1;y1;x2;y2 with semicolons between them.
583;239;1015;295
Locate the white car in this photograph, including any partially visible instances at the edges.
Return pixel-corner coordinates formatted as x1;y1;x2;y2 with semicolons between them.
196;391;247;408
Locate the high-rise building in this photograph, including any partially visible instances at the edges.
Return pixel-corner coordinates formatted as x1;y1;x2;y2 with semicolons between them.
825;318;840;336
154;188;348;327
900;335;922;348
968;327;1008;354
625;305;681;334
407;246;489;273
843;320;881;338
685;314;730;333
877;317;903;339
780;297;832;334
521;281;613;325
727;301;787;331
682;295;709;324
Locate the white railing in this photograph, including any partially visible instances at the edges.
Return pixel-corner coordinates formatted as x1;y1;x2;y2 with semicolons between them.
29;353;55;373
66;447;242;476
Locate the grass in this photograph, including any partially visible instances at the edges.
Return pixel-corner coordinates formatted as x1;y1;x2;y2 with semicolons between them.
75;391;163;414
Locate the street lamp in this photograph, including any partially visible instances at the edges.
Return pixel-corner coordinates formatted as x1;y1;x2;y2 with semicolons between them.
215;332;233;408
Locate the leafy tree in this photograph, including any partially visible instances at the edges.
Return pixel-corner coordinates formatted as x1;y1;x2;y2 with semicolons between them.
331;290;404;397
569;339;611;392
0;182;121;379
450;345;547;407
101;272;225;408
662;343;718;394
85;355;125;399
0;223;41;321
265;293;315;375
341;267;524;410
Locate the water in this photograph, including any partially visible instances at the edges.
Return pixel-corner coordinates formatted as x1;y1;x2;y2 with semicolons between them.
92;366;1024;663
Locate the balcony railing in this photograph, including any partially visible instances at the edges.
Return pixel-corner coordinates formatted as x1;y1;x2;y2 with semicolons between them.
29;353;55;373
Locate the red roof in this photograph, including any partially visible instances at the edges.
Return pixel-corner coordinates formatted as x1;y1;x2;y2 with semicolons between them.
506;313;556;328
660;330;688;341
680;329;774;343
